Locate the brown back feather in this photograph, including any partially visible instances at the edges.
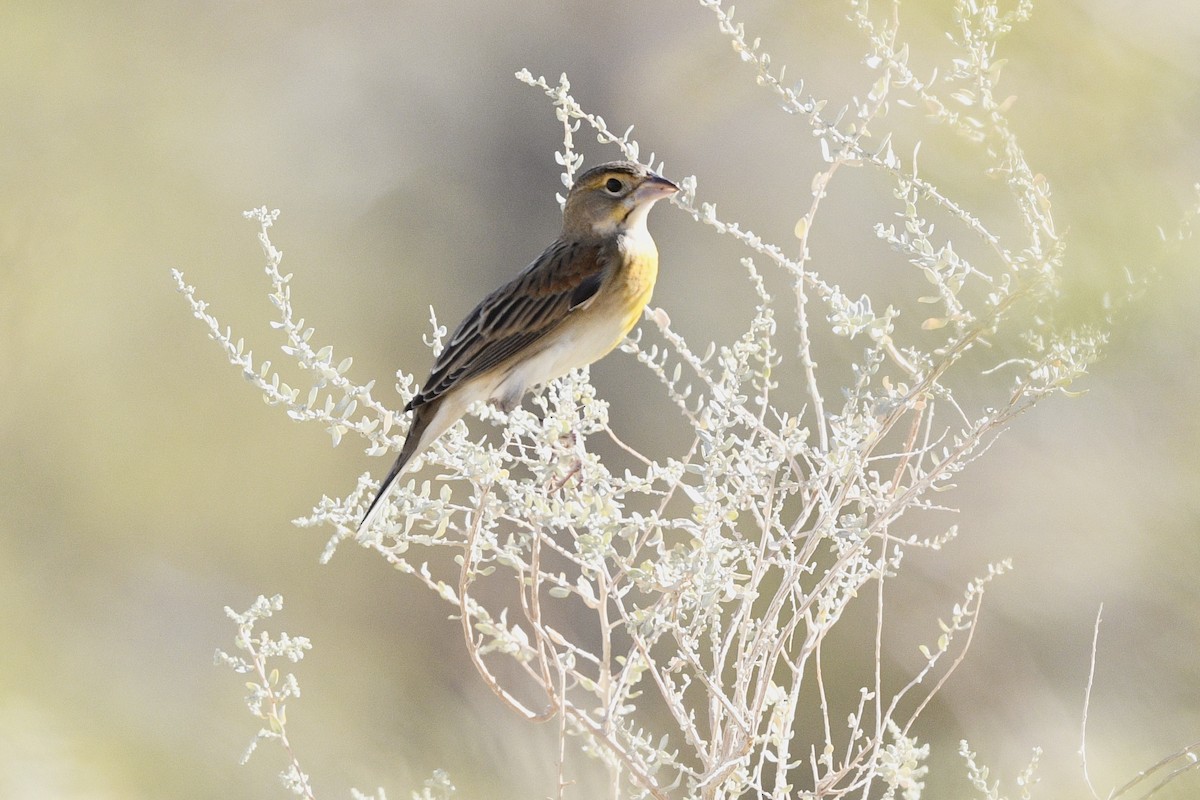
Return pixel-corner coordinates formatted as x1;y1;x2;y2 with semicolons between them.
407;237;613;411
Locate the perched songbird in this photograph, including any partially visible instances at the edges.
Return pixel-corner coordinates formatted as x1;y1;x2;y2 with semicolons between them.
360;161;678;532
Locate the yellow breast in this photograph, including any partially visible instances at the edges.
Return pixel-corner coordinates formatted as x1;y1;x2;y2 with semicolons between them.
612;231;659;336
614;250;658;334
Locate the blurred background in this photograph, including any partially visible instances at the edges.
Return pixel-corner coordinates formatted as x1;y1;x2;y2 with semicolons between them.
2;1;1197;797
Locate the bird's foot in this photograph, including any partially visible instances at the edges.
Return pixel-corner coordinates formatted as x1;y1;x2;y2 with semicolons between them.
547;430;584;492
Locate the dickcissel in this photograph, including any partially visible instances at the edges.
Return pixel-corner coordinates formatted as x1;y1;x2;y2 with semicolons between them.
360;160;678;532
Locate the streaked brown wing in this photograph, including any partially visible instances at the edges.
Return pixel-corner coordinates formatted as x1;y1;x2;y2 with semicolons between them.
407;237;611;411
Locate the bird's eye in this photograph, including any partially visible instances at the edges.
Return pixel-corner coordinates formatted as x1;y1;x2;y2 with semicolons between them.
604;177;625;194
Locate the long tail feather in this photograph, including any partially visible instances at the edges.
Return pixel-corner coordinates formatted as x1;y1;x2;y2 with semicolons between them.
358;406;435;533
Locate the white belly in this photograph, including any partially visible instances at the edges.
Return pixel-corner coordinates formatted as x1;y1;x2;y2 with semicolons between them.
492;315;627;408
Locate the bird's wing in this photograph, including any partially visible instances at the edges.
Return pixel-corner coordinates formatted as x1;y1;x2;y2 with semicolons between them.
408;237;610;410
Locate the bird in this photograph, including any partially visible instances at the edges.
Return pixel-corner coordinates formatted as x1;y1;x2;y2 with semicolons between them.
359;160;678;532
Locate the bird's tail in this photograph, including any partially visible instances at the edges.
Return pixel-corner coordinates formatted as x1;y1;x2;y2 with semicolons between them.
358;406;435;533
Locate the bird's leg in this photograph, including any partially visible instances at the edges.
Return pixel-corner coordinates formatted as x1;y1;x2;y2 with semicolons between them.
490;385;523;415
548;430;584;492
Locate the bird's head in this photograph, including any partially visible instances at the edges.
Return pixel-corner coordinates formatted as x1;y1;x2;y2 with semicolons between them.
561;161;679;238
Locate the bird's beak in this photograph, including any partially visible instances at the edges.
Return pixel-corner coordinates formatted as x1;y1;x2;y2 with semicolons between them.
637;172;680;202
